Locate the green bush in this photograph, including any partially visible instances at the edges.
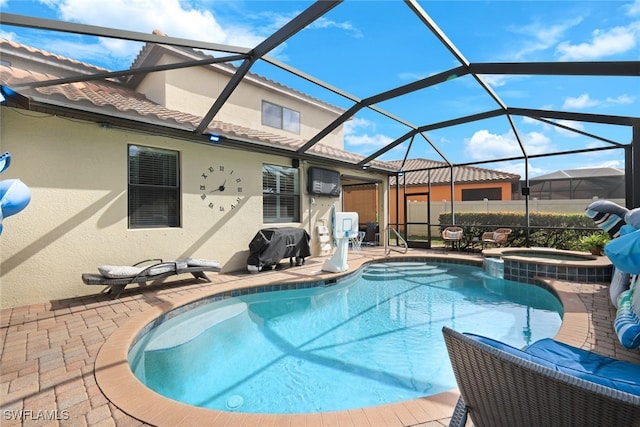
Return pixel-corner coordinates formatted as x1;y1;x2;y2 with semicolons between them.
438;211;599;250
576;231;610;254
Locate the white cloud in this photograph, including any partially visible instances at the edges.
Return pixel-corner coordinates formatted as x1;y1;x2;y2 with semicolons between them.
480;74;512;88
523;131;553;155
0;29;16;41
552;119;584;137
557;24;639;60
488;160;546;179
56;0;227;42
31;0;267;64
465;130;521;159
308;17;362;38
563;93;599;109
465;129;552;160
344;116;394;149
562;93;636;110
510;17;582;60
626;0;640;16
606;94;635;104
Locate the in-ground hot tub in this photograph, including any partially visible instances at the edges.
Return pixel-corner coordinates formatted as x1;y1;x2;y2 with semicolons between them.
483;247;612;283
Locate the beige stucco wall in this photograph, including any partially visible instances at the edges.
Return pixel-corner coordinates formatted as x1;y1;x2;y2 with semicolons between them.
137;53;345;149
0;108;385;308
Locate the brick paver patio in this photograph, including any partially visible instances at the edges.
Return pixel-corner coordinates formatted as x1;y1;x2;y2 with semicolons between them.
2;248;638;426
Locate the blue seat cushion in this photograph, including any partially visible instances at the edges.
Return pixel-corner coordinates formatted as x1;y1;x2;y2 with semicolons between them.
464;333;640;396
463;333;559;370
525;338;640;396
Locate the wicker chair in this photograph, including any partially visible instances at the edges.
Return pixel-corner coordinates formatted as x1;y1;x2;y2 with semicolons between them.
442;226;464;252
481;228;512;249
442;326;640;427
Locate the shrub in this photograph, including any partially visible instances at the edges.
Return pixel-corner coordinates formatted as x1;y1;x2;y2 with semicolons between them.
438;211;599;250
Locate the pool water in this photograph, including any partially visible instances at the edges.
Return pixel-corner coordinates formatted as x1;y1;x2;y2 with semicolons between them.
129;262;562;414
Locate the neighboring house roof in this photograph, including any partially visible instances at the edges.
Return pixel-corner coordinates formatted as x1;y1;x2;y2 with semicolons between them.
529;167;624;182
388;158;520;186
0;38;396;173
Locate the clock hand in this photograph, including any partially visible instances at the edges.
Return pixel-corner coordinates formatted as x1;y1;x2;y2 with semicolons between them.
210;179;226;192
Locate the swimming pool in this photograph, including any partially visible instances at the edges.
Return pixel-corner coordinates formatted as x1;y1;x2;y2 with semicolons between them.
128;261;562;414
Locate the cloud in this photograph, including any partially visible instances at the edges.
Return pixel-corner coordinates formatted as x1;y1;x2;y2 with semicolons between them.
562;93;636;110
552;119;584;137
480;74;513;88
56;0;227;40
563;93;598;109
465;129;552;160
344;116;394;149
0;29;17;41
606;94;635;104
27;0;268;65
626;0;640;16
308;17;363;38
557;24;639;60
509;17;582;60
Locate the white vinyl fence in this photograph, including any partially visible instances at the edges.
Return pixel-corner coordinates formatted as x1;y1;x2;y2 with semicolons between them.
401;198;625;237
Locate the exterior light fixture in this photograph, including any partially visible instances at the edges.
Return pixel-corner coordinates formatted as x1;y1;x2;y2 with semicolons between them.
209;134;221;143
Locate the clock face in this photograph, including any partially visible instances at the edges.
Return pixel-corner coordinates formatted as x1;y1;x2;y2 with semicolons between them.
199;164;244;214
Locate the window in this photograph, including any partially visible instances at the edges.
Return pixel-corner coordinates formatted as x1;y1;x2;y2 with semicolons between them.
263;164;300;223
462;187;502;201
128;145;180;228
262;101;300;134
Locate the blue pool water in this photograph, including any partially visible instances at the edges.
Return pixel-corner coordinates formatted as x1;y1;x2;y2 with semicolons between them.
129;262;563;414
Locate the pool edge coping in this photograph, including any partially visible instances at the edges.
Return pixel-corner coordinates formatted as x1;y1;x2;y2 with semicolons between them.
94;254;589;426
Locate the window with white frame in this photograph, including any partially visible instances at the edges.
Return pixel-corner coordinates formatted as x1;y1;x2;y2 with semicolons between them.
263;164;300;223
128;145;180;228
261;100;301;134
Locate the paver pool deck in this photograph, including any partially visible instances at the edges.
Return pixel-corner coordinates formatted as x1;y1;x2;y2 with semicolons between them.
2;248;639;426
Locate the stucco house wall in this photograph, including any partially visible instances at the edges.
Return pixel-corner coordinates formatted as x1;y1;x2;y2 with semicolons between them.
389;182;514;223
1;108;384;308
137;51;345;150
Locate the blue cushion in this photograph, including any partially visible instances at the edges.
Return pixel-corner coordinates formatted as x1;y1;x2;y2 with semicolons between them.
464;332;640;396
525;338;640;396
463;333;558;370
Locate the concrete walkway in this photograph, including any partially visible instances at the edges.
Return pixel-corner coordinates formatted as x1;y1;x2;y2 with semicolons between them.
1;248;638;426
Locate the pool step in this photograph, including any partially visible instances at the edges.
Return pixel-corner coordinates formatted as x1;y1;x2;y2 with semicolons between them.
144;302;248;351
362;263;448;281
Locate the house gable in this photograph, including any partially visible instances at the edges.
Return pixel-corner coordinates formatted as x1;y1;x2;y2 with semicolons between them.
129;37;347;150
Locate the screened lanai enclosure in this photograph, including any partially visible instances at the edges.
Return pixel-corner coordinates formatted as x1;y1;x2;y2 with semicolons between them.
1;0;639;243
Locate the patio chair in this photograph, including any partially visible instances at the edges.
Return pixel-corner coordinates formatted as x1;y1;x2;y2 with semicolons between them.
442;226;463;252
82;258;220;298
442;326;640;427
481;228;512;249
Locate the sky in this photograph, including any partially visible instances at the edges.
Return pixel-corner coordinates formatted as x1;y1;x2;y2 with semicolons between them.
1;0;639;179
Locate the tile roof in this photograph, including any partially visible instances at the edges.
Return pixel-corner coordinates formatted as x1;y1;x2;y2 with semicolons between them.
530;167;623;181
128;30;345;115
388;158;520;185
0;38;396;173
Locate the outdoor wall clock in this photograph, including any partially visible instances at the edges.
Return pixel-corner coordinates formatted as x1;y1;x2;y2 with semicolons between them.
199;164;244;214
